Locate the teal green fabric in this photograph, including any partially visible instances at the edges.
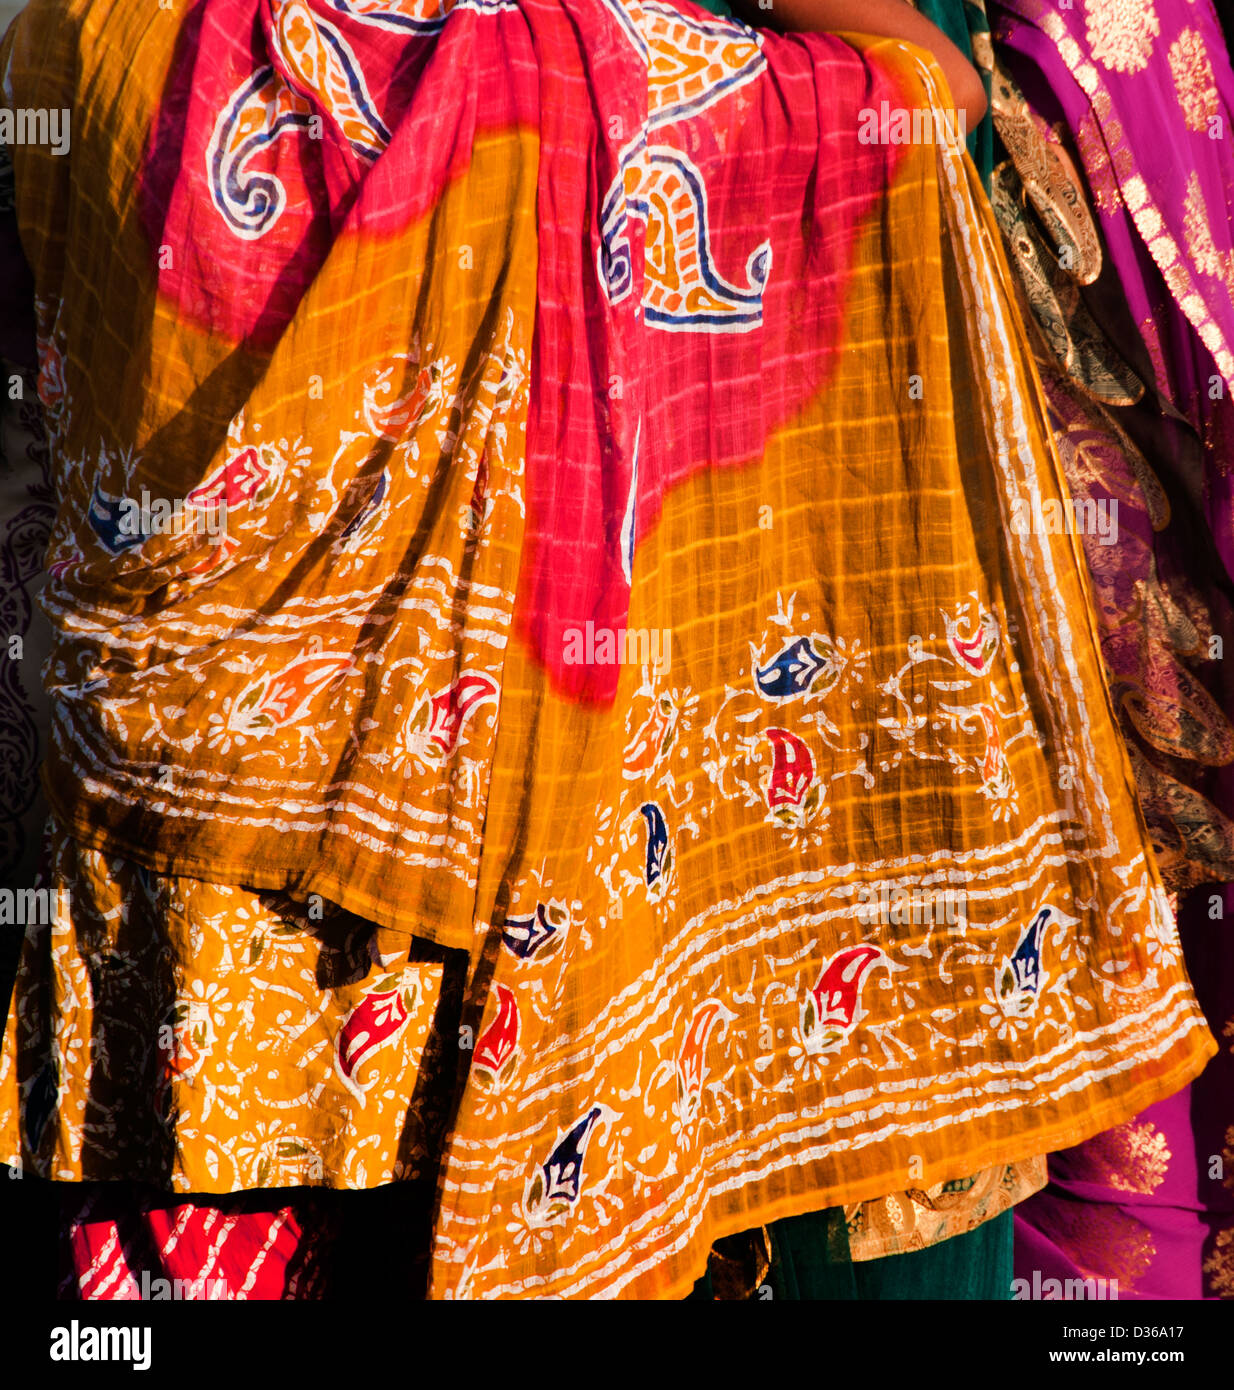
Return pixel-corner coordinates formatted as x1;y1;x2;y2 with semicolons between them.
769;1206;1013;1299
914;0;994;189
690;1208;1015;1300
692;0;734;14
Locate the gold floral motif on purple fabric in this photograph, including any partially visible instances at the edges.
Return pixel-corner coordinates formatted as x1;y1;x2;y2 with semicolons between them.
1169;27;1219;133
1203;1226;1234;1299
1084;1121;1172;1196
1052;1202;1157;1292
1084;0;1160;74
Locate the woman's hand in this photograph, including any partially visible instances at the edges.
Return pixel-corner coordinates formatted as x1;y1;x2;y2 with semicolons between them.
728;0;989;134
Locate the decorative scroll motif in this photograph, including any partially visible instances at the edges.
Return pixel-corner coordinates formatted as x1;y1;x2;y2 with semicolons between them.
209;0;520;239
597;0;772;333
990;60;1102;286
207;66;317;239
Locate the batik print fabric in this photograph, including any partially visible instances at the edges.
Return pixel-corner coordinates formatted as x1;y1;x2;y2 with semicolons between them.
0;145;53;908
0;0;1214;1301
568;0;1035;1274
60;1186;332;1301
4;827;466;1191
0;150;54;1012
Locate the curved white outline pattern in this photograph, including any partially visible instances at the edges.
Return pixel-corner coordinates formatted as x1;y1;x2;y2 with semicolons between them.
206;66;316;241
599;143;772;333
208;0;520;239
597;0;773;333
272;0;394;159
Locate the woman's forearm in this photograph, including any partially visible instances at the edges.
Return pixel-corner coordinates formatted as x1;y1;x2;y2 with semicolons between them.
729;0;988;130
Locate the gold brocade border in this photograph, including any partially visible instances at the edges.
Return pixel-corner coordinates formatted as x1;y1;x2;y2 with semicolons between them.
846;1155;1049;1263
990;58;1103;286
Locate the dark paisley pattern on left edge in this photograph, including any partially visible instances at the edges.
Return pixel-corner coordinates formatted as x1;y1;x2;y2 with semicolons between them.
1;133;54;894
0;364;53;888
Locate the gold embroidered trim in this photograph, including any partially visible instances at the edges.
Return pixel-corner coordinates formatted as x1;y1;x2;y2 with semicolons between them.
845;1157;1048;1263
1203;1225;1234;1299
990;159;1143;406
991;59;1102;285
1183;170;1234;303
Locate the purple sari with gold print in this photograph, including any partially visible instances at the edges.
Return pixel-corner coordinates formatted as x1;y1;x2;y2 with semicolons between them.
992;0;1234;577
990;0;1234;1298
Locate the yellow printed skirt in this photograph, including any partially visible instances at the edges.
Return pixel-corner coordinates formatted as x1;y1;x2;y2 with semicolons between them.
1;821;1042;1267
